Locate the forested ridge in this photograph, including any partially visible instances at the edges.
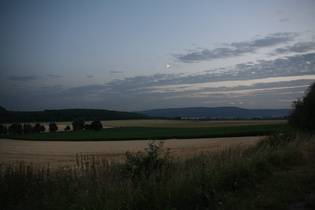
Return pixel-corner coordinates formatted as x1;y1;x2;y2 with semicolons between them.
0;107;150;123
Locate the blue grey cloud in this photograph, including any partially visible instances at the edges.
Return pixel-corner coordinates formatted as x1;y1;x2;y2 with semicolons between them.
110;71;124;74
46;74;61;78
4;52;314;111
8;75;38;81
279;17;289;22
271;42;315;55
177;33;296;63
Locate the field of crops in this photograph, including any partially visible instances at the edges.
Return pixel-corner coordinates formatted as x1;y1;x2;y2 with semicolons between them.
0;119;289;167
4;122;289;141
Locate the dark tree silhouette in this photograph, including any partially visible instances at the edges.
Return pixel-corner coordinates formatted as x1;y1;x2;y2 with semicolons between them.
0;124;7;135
9;124;23;134
64;125;71;131
90;120;103;131
288;82;315;132
23;124;33;134
40;125;46;132
84;124;91;130
49;122;58;132
33;123;42;133
72;119;85;131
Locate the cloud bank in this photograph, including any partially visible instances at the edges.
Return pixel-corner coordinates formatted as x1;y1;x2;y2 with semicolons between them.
8;75;38;81
3;50;313;111
176;33;297;63
2;32;315;111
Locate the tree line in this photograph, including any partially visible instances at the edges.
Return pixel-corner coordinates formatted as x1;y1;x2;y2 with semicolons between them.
0;120;103;135
0;108;150;123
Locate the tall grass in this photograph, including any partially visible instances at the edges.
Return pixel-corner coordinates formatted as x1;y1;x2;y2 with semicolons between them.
1;132;314;209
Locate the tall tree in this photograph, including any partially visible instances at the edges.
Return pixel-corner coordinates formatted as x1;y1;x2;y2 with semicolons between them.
72;119;85;131
9;124;23;134
90;120;103;131
49;122;58;132
288;82;315;132
33;123;42;133
0;124;7;135
23;124;33;134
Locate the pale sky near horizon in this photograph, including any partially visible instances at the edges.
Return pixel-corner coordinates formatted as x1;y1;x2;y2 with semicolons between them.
1;0;315;111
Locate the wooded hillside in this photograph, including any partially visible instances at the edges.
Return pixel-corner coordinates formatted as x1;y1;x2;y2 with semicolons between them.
0;107;150;123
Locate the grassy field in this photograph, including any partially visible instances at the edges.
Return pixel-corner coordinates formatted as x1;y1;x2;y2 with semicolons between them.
3;123;290;141
1;132;314;209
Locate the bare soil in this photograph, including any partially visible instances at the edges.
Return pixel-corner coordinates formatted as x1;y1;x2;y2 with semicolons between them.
0;137;262;168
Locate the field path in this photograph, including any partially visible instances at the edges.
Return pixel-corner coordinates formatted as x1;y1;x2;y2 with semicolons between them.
0;137;262;168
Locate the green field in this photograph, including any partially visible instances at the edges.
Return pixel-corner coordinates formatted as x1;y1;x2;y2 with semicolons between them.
4;123;291;141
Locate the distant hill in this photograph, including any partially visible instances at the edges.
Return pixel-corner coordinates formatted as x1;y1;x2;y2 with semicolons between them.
0;108;151;123
136;107;291;119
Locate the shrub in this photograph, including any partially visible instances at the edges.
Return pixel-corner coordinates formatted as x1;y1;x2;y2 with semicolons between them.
122;141;170;179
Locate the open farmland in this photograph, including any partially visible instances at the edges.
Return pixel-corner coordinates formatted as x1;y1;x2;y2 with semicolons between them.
0;136;262;168
18;119;287;131
0;119;289;168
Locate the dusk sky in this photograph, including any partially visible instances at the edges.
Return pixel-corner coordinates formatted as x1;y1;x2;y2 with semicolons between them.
1;0;315;111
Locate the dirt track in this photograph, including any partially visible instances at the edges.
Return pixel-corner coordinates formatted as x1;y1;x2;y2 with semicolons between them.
0;137;262;168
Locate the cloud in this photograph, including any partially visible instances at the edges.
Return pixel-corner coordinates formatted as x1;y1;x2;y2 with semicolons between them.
279;17;289;22
56;85;106;98
147;75;315;94
4;51;314;111
176;33;296;62
8;75;38;81
110;71;124;74
272;42;315;55
102;52;315;96
46;74;61;78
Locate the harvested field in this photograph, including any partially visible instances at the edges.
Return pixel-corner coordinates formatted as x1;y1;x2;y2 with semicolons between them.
0;137;262;168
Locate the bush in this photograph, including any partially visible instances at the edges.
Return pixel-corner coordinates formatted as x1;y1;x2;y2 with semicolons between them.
122;141;170;179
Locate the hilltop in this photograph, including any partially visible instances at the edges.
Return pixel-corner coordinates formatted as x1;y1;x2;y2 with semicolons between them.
137;107;291;119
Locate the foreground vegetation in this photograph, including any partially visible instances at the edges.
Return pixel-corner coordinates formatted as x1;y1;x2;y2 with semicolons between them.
3;123;290;141
1;131;314;209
